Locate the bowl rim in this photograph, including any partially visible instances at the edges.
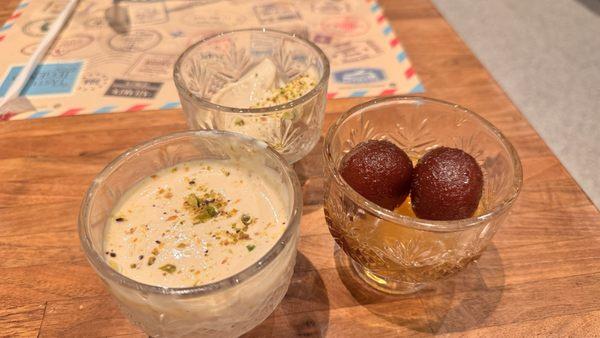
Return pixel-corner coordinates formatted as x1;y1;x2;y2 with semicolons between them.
323;95;523;232
78;130;303;296
173;28;330;115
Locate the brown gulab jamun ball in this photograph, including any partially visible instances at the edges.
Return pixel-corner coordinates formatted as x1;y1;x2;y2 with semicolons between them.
411;147;483;220
339;140;413;210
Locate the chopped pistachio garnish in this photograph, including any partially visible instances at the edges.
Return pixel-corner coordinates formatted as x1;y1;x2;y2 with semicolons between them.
252;74;316;108
108;260;120;271
186;194;200;208
241;214;252;226
279;109;296;120
213;221;252;245
184;190;228;224
234;118;245;126
159;264;176;274
103;160;288;287
226;208;238;218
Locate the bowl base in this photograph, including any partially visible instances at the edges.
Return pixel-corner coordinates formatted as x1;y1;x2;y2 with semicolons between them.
349;258;426;295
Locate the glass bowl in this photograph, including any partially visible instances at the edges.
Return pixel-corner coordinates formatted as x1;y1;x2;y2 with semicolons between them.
173;28;330;163
323;96;522;294
78;131;302;337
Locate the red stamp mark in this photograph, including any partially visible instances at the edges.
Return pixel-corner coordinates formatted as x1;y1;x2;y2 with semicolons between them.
321;16;370;37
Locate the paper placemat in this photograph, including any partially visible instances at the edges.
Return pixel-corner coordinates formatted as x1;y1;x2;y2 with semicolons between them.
0;0;423;120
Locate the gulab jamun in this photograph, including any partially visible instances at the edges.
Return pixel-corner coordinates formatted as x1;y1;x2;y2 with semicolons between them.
340;140;413;210
410;147;483;220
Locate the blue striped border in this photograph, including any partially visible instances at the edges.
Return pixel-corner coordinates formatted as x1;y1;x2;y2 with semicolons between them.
382;25;392;36
160;101;180;109
410;83;425;93
350;90;368;97
396;51;406;63
0;23;14;32
94;105;117;113
28;110;50;119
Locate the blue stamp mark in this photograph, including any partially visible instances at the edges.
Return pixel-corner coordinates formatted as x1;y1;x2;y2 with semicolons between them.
333;68;386;84
0;23;14;32
0;62;82;96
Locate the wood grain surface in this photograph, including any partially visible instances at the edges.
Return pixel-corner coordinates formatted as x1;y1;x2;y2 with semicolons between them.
1;1;600;337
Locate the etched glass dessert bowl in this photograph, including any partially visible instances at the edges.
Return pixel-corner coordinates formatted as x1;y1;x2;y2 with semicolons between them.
323;96;522;294
173;28;330;163
79;131;302;337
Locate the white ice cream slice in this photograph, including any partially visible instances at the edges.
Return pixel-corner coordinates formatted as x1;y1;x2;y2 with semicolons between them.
212;58;279;108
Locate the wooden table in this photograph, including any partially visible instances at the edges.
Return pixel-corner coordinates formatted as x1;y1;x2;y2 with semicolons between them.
2;1;599;337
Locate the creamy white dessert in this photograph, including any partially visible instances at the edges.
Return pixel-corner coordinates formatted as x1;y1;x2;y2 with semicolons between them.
207;58;321;159
103;160;288;288
212;58;317;109
211;59;281;109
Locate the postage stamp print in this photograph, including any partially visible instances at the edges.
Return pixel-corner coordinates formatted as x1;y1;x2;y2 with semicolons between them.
105;79;162;99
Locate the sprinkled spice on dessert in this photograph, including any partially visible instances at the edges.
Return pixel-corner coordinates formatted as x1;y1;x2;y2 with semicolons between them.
211;58;318;110
103;160;287;288
252;74;317;108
